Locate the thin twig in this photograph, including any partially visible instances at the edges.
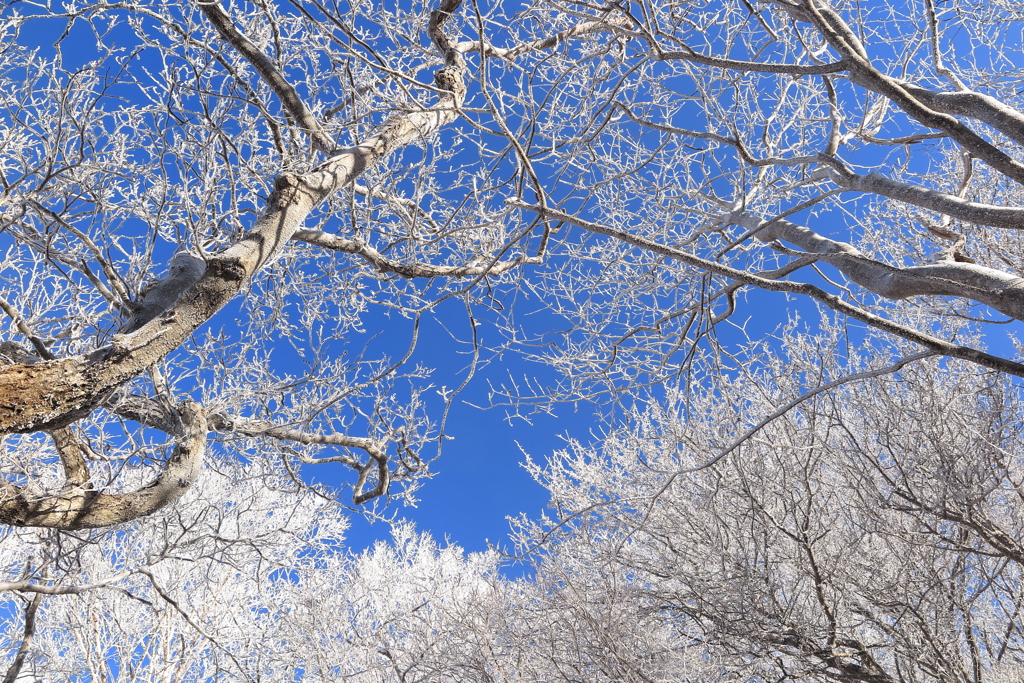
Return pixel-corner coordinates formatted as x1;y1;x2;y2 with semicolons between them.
683;351;936;472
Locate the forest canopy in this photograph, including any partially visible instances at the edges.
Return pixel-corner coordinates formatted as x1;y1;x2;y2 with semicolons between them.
1;0;1023;679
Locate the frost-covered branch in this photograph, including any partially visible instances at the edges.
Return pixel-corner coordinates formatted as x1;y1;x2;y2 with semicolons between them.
0;402;207;529
730;212;1024;320
0;0;469;436
511;200;1024;378
196;0;336;154
292;230;541;278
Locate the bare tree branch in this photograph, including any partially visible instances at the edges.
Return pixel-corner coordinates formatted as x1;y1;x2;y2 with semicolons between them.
210;414;377;468
510;200;1024;378
899;83;1024;148
684;350;935;473
839;172;1024;231
0;401;206;529
0;0;469;435
656;48;847;75
729;212;1024;320
0;300;54;362
292;230;541;278
196;0;337;154
804;1;1024;186
1;592;42;683
0;572;136;595
456;15;633;59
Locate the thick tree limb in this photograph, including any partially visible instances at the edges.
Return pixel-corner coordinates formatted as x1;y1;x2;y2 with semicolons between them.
122;251;206;333
898;83;1024;148
0;186;308;434
731;212;1024;320
840;172;1024;231
802;1;1024;186
49;427;91;487
0;401;206;529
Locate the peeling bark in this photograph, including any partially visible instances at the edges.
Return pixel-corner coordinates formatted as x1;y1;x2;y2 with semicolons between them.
122;251;206;334
0;0;468;438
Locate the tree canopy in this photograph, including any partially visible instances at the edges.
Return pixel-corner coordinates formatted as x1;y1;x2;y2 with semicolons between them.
1;0;1024;679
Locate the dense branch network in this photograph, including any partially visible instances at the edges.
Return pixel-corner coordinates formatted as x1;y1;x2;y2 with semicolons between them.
0;1;1023;680
2;0;1024;525
0;0;477;521
0;0;629;526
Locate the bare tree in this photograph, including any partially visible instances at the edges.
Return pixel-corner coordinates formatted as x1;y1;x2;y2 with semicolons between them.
2;0;1024;679
518;333;1024;682
0;492;693;681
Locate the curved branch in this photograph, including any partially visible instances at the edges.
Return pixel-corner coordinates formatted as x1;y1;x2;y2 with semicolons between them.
614;104;737;146
0;401;207;529
209;414;378;467
209;414;401;505
804;1;1024;186
48;426;91;487
0;572;136;595
923;0;967;92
